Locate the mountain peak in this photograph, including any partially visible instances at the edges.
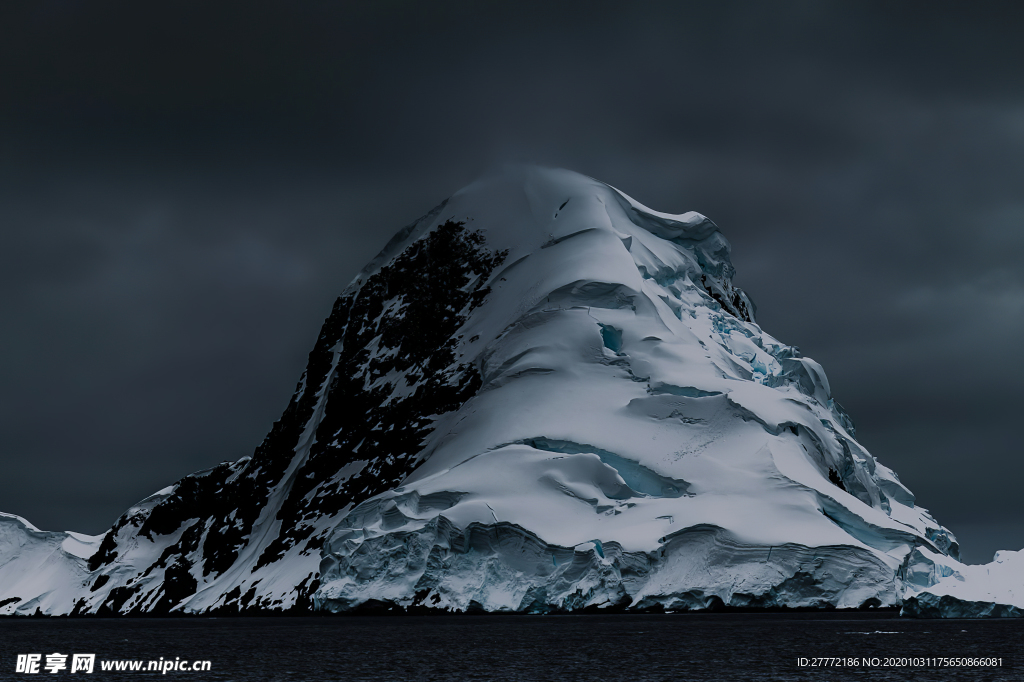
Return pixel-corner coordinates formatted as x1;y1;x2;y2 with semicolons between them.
5;168;1014;618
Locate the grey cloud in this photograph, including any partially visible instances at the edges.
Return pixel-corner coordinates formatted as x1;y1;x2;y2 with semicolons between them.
1;2;1021;562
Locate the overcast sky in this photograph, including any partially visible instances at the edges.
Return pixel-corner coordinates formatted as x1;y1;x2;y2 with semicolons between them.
1;1;1021;564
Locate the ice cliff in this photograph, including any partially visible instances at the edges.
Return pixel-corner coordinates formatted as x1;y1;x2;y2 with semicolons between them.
0;167;1018;617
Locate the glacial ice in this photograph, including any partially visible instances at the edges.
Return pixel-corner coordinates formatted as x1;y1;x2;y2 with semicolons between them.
2;166;1021;618
900;547;1024;617
311;167;1017;616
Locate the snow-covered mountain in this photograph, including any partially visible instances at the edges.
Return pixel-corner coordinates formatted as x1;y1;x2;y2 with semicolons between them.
1;167;1018;616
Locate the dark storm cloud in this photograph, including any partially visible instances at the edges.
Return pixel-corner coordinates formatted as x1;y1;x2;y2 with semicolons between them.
1;1;1022;562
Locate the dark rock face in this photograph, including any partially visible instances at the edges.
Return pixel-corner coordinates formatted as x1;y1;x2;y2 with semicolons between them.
84;219;508;614
699;273;755;323
256;220;508;568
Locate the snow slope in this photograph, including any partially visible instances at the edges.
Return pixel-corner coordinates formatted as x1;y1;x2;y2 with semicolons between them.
0;513;100;615
313;167;963;613
0;166;1018;616
900;548;1024;617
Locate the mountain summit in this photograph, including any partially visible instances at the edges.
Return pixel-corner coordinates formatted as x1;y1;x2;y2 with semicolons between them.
0;167;1013;616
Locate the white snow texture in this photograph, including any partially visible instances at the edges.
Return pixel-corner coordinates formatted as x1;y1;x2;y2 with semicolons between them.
1;167;1018;617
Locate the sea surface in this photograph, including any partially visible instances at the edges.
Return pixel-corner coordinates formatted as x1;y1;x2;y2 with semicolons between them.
1;613;1019;681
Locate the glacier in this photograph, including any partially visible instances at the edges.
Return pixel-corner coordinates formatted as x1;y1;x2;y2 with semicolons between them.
1;166;1019;617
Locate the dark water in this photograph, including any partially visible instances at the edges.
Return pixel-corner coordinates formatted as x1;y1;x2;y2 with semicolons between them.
1;614;1019;681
